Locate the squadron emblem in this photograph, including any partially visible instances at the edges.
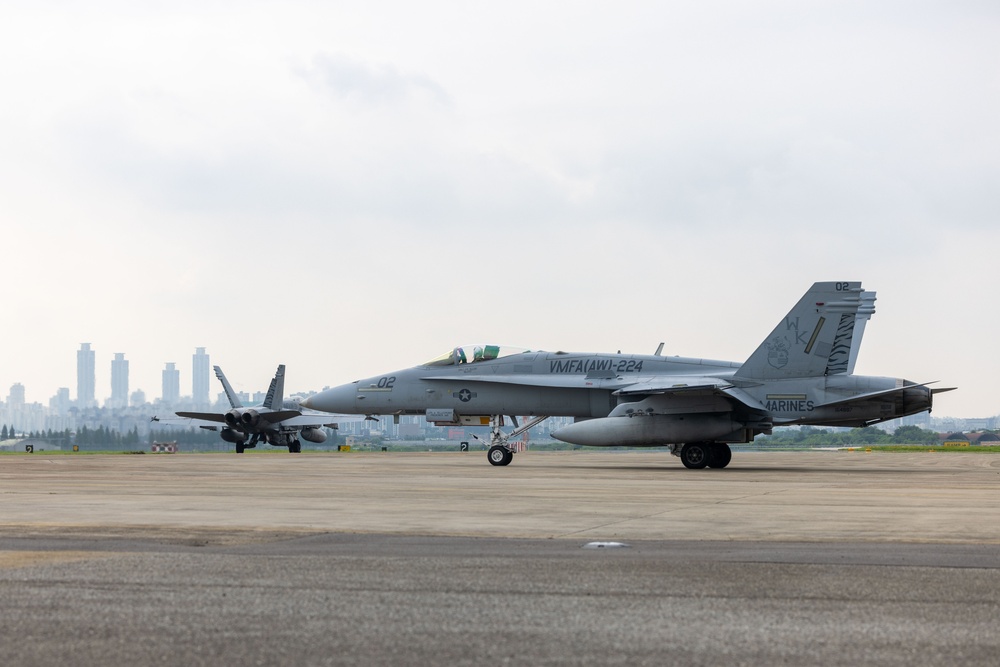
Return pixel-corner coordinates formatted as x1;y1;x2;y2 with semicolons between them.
766;336;790;369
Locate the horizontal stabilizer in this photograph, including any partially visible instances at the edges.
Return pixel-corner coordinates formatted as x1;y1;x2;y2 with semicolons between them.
814;381;938;409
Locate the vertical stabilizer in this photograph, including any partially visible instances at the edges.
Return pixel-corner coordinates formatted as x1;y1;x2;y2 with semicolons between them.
263;365;285;410
214;366;243;408
846;290;876;374
735;282;865;380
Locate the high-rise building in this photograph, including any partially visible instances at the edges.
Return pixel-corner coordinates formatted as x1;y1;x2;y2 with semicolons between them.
50;388;71;416
110;353;129;409
8;383;25;406
162;362;180;406
192;347;209;407
77;343;96;407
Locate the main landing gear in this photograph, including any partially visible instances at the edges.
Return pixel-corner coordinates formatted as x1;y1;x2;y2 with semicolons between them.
678;442;732;469
475;415;550;466
235;440;258;454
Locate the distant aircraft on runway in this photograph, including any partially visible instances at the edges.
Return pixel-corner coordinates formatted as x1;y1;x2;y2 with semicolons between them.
301;282;954;469
153;365;350;453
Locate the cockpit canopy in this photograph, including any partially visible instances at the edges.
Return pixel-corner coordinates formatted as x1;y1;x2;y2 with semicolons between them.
422;345;529;367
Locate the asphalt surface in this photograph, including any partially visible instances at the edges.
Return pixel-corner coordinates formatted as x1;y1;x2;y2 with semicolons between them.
1;451;999;665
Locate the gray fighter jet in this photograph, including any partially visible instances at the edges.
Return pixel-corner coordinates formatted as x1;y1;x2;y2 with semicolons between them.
156;365;346;453
301;282;953;468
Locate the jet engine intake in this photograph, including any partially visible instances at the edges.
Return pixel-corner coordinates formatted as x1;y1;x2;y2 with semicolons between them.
551;413;744;447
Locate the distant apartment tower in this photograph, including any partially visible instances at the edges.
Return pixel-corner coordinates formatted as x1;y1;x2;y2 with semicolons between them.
8;383;25;406
50;388;71;416
192;347;210;407
77;343;96;407
162;362;180;406
130;389;146;407
110;353;129;409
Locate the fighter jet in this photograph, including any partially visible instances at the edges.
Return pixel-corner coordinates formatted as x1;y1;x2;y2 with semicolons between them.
301;282;954;468
156;365;346;453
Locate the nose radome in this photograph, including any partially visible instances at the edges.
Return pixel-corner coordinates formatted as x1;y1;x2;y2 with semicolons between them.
300;385;355;413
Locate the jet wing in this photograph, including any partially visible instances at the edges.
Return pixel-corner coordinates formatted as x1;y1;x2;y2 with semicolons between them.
419;374;664;391
616;379;768;413
279;413;364;427
176;409;310;424
421;374;765;412
151;415;221;430
175;411;228;424
421;373;738;394
612;377;733;396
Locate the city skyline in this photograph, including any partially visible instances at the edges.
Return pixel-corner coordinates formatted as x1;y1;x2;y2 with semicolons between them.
2;342;323;409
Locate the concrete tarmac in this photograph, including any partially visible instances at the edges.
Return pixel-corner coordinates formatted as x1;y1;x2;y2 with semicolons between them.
1;450;999;665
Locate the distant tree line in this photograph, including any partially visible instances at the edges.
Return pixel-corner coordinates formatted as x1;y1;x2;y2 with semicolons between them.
757;425;944;447
75;425;143;447
3;426;75;442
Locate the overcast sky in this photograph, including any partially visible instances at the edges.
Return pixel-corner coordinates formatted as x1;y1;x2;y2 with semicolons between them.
2;1;997;418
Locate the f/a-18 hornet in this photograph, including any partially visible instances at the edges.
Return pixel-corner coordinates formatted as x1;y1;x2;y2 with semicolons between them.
156;364;348;453
301;282;953;468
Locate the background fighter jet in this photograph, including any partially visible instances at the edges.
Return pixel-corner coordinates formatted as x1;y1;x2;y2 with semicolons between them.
156;365;346;453
302;282;954;469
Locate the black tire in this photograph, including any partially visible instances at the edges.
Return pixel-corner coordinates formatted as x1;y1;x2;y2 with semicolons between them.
706;443;732;469
288;441;302;454
235;442;245;454
488;445;513;466
680;443;709;469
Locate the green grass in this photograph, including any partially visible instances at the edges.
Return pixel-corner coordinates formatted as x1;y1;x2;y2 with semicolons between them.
844;445;1000;453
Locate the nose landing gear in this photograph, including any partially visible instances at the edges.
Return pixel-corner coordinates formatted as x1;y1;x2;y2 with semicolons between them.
473;415;550;466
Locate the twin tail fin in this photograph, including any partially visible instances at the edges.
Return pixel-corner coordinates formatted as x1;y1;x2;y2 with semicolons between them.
735;282;874;380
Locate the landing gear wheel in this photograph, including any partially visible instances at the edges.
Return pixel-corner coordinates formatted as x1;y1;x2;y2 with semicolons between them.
488;445;513;467
707;443;732;469
680;443;710;469
235;442;245;454
288;440;302;454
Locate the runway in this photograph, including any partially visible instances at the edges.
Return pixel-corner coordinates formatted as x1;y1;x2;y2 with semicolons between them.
2;451;999;665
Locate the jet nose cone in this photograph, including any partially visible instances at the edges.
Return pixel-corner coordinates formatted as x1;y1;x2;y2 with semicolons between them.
301;385;357;414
